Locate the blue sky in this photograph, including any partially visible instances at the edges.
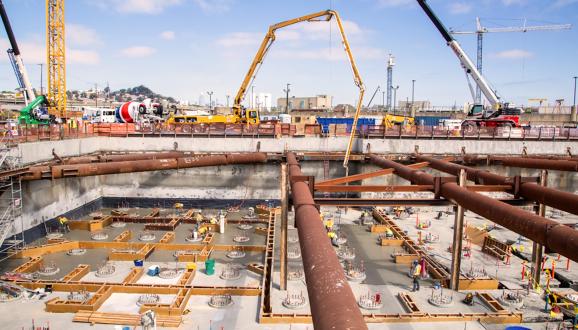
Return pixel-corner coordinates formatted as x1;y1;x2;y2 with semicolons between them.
1;0;577;107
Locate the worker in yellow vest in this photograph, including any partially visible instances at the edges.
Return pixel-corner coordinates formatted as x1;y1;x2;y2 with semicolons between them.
58;216;69;233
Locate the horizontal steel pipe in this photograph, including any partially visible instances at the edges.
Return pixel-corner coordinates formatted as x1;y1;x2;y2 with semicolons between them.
64;151;187;165
415;155;578;215
489;156;578;172
288;152;367;330
22;153;267;180
369;154;578;262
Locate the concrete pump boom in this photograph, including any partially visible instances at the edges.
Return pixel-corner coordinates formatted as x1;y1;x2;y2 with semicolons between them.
231;10;365;168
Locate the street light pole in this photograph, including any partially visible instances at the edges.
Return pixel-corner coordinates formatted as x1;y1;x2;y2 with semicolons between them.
570;76;578;122
382;91;385;109
251;86;255;109
411;79;416;117
283;83;291;114
393;85;399;115
207;91;213;110
38;63;43;95
226;95;230;108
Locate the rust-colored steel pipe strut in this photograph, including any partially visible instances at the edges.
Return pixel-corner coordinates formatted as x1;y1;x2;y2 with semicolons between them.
22;153;267;180
369;154;578;262
415;155;578;216
287;153;367;330
63;151;187;165
489;156;578;172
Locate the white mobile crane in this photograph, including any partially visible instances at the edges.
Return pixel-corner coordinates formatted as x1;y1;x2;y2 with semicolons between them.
0;0;52;124
416;0;521;130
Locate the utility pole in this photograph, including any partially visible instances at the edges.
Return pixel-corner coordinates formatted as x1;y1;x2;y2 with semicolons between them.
570;76;578;122
38;63;43;95
411;79;416;117
393;85;399;115
207;91;213;110
283;83;291;114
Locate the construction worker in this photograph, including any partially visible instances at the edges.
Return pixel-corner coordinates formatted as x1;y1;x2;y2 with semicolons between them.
58;216;69;233
324;218;334;232
411;260;422;292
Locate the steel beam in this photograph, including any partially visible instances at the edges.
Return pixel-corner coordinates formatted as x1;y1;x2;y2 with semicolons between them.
450;169;466;290
370;154;578;263
280;163;288;291
415;154;578;215
314;184;510;193
287;152;367;330
63;151;187;165
489;156;578;172
315;161;429;186
314;198;532;207
22;153;268;180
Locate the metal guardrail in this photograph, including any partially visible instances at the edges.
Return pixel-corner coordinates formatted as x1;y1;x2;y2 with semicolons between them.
0;123;576;144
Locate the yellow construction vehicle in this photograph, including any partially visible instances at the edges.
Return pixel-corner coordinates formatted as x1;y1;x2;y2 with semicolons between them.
383;114;415;129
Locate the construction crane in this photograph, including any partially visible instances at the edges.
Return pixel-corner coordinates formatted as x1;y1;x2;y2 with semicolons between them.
366;86;380;108
231;10;364;168
46;0;66;119
417;0;522;130
450;17;571;104
1;0;53;124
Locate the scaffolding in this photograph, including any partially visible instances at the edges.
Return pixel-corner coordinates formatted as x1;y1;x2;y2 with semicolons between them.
0;140;24;262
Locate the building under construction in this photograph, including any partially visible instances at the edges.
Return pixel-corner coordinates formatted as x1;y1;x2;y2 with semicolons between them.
0;0;577;329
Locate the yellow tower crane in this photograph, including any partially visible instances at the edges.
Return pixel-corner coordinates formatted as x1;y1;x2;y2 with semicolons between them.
46;0;66;119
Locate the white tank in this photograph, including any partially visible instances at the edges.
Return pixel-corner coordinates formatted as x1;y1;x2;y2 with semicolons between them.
116;101;146;123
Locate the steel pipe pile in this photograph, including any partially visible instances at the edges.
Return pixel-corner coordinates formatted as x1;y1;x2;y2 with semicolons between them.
62;151;188;165
415;154;578;215
22;152;268;180
488;156;578;172
369;154;578;262
286;152;367;330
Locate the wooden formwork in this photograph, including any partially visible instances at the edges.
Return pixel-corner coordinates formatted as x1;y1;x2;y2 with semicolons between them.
145;217;181;231
176;269;195;286
371;225;391;233
202;232;214;244
380;238;404;246
176;245;213;262
159;232;175;244
109;243;155;261
476;292;509;313
247;263;265;275
260;312;522;325
397;293;423;314
113;230;131;242
69;216;113;232
459;278;499;290
139;288;192;316
73;311;182;327
122;267;144;284
12;256;43;273
482;236;511;261
62;264;90;282
254;226;268;236
13;241;80;258
46;285;113;313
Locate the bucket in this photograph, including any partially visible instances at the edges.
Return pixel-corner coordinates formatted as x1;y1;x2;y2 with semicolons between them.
205;259;215;275
134;259;144;267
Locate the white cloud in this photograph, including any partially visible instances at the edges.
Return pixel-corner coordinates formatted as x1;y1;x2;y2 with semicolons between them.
192;0;234;13
0;37;99;65
120;46;157;58
448;2;472;14
68;49;100;65
160;31;176;40
215;32;262;48
492;49;533;59
377;0;412;7
90;0;183;14
67;24;102;46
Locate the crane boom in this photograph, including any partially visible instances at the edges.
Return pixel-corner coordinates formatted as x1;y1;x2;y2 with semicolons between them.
0;0;36;103
416;0;501;108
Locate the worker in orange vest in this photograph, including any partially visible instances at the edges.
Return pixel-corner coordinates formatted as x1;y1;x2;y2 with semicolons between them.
411;260;422;292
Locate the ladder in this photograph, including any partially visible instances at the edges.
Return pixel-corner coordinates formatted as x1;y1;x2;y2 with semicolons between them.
0;134;24;261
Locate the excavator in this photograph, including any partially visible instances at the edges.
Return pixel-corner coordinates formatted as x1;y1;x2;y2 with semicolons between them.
168;10;365;169
0;0;52;125
416;0;521;131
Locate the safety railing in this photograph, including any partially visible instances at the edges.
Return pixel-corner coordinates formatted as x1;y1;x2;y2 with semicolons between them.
0;123;576;145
